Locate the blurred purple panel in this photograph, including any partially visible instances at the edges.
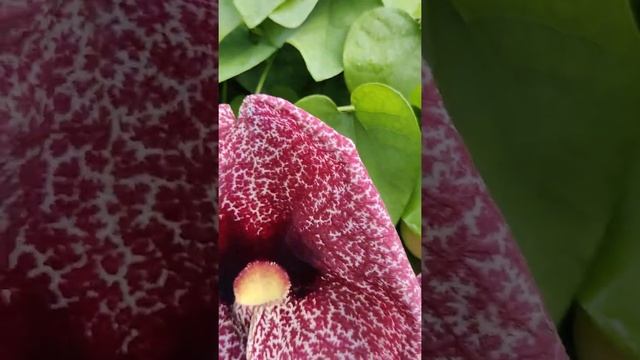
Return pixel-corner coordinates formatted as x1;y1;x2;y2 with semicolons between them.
0;1;218;359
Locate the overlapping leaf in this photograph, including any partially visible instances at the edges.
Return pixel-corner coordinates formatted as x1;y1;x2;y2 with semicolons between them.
286;0;380;81
219;26;277;82
269;0;319;28
343;7;421;105
233;0;285;28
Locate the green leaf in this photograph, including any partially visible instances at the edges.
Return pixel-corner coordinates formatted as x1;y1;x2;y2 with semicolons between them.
351;83;421;224
382;0;421;19
296;95;356;139
233;0;286;28
426;0;640;353
219;26;277;82
236;44;312;95
286;0;380;81
220;0;242;42
269;0;319;28
343;7;421;104
261;20;297;47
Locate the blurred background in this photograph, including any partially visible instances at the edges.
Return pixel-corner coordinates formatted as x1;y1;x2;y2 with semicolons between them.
425;0;640;358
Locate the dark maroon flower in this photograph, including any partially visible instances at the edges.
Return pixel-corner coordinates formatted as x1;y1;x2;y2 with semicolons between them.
1;1;217;359
218;95;421;359
422;63;568;359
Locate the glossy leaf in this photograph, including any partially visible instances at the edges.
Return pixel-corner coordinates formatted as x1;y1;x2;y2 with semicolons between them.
426;0;640;354
233;0;286;28
343;7;421;104
269;0;319;28
286;0;380;81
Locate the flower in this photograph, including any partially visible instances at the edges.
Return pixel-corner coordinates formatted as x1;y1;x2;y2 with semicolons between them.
218;95;421;359
0;1;217;358
422;63;568;359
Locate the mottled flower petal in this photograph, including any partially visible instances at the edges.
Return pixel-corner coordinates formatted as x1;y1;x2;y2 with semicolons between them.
422;63;568;359
219;104;235;143
246;274;418;359
219;95;420;357
0;1;218;358
219;304;246;360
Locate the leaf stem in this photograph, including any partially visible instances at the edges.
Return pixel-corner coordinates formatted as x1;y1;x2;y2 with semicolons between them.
337;105;355;112
255;55;275;94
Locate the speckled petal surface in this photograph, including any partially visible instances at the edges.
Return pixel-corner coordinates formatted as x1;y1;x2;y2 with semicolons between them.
1;1;217;358
219;303;246;360
219;95;420;358
219;104;234;144
422;63;568;359
246;274;418;359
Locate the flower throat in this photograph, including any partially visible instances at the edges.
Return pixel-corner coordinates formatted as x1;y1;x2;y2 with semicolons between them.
219;218;319;305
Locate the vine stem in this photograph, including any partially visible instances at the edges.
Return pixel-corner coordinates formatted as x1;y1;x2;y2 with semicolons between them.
255;55;275;94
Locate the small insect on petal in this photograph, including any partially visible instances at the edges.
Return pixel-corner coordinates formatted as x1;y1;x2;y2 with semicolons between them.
233;261;291;306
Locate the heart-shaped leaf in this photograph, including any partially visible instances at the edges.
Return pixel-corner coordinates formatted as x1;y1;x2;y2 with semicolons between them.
286;0;380;81
343;7;421;105
351;83;421;224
